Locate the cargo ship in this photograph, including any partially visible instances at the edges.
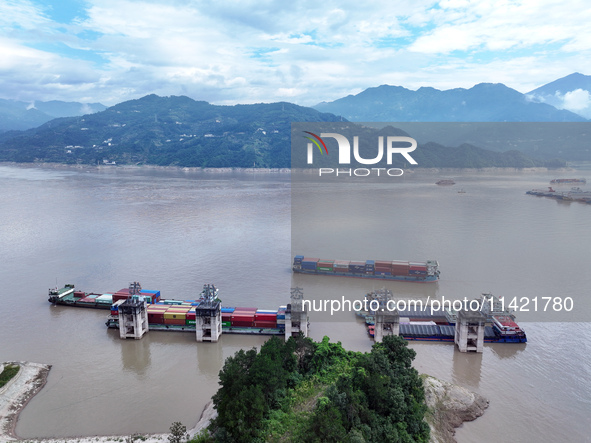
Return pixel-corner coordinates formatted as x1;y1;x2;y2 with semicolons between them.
105;302;288;336
526;186;591;203
436;179;455;185
49;283;288;335
550;178;586;184
292;256;440;282
49;283;162;310
358;291;526;343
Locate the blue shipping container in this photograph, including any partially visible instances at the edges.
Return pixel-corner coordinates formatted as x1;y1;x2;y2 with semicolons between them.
409;270;428;275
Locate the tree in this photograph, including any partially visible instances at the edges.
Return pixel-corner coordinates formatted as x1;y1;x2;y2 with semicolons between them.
169;421;188;443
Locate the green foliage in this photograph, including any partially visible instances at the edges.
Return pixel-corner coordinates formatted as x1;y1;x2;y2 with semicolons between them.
168;421;188;443
187;429;215;443
209;335;429;443
0;96;341;168
0;364;19;388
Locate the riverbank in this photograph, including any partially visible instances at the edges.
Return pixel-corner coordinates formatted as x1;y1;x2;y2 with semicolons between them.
0;160;580;175
0;360;215;443
2;362;487;443
0;362;51;441
423;375;489;443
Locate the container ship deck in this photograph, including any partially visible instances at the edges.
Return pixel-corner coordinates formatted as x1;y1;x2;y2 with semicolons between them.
292;256;440;282
358;292;527;344
49;284;525;344
49;283;289;336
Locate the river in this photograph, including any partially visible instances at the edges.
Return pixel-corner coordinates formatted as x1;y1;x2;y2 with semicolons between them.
1;164;589;442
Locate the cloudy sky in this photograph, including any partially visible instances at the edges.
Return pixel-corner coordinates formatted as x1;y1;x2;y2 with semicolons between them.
1;0;591;107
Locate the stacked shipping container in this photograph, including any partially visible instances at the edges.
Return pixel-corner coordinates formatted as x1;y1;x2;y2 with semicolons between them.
113;300;287;331
293;256;434;278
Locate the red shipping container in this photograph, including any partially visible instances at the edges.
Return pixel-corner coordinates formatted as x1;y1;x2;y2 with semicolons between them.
254;321;277;328
255;314;277;321
391;269;409;276
374;260;391;266
231;320;254;327
232;315;255;322
113;293;130;303
148;313;165;324
164;318;185;325
79;297;96;303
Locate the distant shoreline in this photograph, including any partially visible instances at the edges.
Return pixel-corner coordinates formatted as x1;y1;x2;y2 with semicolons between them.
0;161;580;174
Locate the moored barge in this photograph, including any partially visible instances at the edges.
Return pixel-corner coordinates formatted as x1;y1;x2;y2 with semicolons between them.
292;256;440;282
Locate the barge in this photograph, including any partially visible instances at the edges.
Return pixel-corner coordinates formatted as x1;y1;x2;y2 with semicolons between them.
49;283;288;336
436;179;455;185
526;186;591;203
292;256;440;282
550;178;586;184
359;292;527;344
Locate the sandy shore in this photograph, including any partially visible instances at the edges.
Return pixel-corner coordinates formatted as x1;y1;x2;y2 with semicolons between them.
0;361;217;442
0;362;51;441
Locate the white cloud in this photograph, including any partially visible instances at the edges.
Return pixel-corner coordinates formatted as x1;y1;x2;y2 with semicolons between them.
562;89;591;111
0;0;591;106
0;0;50;30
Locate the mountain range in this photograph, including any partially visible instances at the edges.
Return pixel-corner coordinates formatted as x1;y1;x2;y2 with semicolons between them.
1;73;591;167
0;99;106;132
313;82;587;122
0;95;341;167
526;72;591;119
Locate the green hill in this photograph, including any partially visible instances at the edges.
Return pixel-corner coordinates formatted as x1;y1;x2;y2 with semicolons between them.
0;95;342;168
0;95;567;168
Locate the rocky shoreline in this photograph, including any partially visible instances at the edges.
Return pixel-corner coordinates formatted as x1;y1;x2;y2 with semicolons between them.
2;362;487;443
423;375;489;443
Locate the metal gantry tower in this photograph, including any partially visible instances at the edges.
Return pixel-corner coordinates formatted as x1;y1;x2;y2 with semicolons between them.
285;287;308;339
